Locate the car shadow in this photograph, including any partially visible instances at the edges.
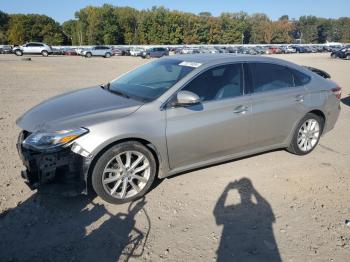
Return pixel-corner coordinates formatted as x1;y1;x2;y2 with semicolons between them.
341;95;350;107
0;192;151;262
213;178;281;262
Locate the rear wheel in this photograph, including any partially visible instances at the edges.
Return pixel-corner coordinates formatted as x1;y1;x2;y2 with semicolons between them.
146;54;151;59
91;142;156;204
331;53;337;58
287;113;324;155
15;50;23;56
41;50;49;57
346;54;350;60
85;52;92;58
105;52;111;58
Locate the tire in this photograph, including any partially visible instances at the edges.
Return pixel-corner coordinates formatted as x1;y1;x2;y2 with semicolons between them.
15;50;23;56
331;53;337;59
287;113;324;155
346;54;350;60
146;54;151;59
85;52;92;58
105;52;111;58
41;50;49;57
91;141;157;204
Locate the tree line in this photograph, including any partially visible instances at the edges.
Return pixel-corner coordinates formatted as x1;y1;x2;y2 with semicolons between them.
1;5;349;45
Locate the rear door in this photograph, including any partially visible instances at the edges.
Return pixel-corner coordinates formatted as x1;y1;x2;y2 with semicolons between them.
166;63;252;169
22;43;36;54
247;62;309;148
155;48;163;57
93;46;101;56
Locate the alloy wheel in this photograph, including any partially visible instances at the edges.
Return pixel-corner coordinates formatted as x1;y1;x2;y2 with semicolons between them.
297;119;320;152
102;151;150;199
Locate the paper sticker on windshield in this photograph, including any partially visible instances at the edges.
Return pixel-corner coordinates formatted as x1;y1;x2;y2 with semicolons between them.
179;61;202;68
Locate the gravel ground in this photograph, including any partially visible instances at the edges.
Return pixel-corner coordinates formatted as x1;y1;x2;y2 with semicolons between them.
0;53;349;262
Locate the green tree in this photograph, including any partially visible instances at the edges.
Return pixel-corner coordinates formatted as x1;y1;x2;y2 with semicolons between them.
0;10;9;43
7;14;63;45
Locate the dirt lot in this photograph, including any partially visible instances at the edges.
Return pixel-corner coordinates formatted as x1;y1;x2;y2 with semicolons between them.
0;53;349;262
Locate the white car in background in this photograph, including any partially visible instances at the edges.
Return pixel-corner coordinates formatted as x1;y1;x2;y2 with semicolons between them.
81;46;113;58
130;47;145;56
13;42;52;56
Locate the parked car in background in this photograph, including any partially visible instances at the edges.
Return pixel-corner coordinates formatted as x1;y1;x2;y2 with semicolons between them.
293;46;310;53
52;48;64;55
16;54;341;204
265;47;282;54
13;42;52;56
63;48;77;56
130;47;145;56
0;45;13;54
81;46;113;58
330;46;350;59
281;46;296;54
112;47;124;56
181;47;200;54
141;47;169;58
75;48;87;55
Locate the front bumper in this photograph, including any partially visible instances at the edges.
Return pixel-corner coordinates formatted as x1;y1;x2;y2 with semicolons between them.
16;131;89;194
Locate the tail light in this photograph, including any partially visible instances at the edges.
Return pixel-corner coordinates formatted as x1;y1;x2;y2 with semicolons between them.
331;86;342;99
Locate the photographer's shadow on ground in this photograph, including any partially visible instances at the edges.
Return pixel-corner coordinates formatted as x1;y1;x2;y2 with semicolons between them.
0;190;150;262
214;178;281;262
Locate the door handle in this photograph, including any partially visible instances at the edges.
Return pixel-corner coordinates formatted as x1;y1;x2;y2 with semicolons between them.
295;95;304;102
233;105;248;114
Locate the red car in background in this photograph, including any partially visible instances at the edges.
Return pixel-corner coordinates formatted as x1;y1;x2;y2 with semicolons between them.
63;48;77;56
266;47;282;54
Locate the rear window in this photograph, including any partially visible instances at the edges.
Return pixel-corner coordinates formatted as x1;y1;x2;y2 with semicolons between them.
249;63;294;93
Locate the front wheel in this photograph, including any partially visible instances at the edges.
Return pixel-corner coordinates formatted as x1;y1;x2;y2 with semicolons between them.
287;113;324;155
15;50;23;56
91;142;156;204
41;50;49;57
85;52;92;58
346;54;350;60
104;52;111;58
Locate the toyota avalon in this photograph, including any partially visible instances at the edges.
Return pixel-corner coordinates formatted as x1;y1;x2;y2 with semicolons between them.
16;54;341;204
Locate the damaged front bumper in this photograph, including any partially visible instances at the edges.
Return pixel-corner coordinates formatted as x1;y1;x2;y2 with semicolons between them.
16;131;92;194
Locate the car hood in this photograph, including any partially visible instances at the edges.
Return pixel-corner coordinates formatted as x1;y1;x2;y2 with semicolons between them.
17;86;143;132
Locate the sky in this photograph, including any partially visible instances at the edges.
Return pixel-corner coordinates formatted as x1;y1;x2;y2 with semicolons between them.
1;0;349;24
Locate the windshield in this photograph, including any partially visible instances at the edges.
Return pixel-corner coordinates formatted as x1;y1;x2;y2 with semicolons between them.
109;59;195;102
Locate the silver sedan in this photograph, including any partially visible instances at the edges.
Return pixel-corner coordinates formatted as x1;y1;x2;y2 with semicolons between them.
16;54;341;204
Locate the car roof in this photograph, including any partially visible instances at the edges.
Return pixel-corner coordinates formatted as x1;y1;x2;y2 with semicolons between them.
166;54;297;66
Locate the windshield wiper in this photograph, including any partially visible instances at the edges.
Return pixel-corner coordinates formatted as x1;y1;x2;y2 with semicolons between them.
100;82;110;90
110;89;130;99
100;82;130;99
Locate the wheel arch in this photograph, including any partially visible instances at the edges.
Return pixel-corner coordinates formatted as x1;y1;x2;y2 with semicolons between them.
308;109;326;127
84;137;162;195
285;108;326;147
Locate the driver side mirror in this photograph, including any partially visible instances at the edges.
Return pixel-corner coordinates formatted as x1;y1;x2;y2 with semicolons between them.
175;91;201;106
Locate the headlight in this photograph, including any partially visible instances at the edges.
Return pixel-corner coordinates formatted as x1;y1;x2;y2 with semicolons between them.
22;128;88;151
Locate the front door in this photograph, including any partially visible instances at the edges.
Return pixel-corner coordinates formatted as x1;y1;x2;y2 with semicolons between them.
166;63;252;170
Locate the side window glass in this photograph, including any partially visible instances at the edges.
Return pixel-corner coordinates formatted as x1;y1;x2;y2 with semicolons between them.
249;63;294;93
292;69;311;86
183;64;243;101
